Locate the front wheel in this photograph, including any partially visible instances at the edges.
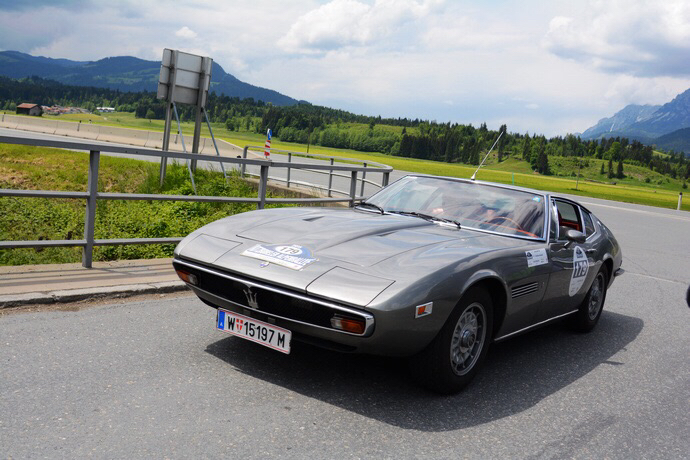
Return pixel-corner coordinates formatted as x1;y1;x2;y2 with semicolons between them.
411;287;494;394
571;266;608;332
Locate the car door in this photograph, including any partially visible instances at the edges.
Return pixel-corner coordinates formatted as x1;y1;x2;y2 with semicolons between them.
537;198;599;322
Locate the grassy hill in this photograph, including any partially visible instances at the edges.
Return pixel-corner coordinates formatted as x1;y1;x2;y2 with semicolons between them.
6;111;688;211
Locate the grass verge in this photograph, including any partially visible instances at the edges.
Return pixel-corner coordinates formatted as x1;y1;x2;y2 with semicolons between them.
0;144;292;265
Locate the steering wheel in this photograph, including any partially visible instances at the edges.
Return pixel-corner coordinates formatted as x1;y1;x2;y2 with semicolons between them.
487;216;525;231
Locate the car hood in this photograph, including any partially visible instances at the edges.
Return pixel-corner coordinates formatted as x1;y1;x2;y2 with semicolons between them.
175;207;527;306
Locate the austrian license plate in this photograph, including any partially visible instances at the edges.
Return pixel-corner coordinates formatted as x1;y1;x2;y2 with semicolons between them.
216;309;291;354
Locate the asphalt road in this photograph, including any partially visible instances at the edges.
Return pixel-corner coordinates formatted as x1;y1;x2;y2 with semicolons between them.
2;196;689;458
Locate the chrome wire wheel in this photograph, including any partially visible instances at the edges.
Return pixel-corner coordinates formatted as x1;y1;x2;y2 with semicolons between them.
450;302;486;376
587;272;605;320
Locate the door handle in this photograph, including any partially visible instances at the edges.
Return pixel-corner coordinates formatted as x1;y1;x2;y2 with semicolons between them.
585;249;596;255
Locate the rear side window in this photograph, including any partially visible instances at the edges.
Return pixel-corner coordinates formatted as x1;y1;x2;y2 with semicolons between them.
555;200;582;238
582;211;596;236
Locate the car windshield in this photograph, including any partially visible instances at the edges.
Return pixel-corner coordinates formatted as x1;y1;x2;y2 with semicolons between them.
365;176;546;239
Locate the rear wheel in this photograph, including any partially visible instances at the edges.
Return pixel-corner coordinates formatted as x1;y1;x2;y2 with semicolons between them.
411;287;493;394
571;266;608;332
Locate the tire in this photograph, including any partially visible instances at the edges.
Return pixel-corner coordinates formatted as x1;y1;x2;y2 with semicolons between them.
571;266;609;333
411;286;494;394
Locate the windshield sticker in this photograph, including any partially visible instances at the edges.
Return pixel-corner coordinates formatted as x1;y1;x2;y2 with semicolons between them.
569;246;590;296
532;196;542;202
242;244;317;271
525;249;548;267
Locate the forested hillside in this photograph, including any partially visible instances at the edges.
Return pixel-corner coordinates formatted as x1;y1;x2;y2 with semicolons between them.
2;75;689;185
0;50;298;106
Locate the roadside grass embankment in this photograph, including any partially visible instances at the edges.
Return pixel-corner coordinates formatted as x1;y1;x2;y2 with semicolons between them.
227;133;688;211
16;112;689;211
0;143;289;266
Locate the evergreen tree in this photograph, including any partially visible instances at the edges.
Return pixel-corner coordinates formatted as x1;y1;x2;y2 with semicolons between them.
608;159;614;179
522;134;531;161
497;124;507;162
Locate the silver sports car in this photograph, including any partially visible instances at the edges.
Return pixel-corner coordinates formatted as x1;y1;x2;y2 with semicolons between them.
173;175;623;393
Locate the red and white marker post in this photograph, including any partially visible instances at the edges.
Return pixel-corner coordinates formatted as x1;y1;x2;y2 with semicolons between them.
264;129;272;159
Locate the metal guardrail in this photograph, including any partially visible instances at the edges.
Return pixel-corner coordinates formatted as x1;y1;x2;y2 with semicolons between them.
0;135;392;268
240;146;391;197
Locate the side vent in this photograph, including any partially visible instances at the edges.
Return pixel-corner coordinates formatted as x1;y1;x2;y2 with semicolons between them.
511;282;539;299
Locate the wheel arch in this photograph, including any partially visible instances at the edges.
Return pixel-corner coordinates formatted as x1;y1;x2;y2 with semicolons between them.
601;256;614;287
460;271;508;338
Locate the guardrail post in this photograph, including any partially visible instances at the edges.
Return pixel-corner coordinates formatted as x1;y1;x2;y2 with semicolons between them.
679;192;683;210
241;146;249;177
328;158;335;197
287;152;292;188
258;164;269;209
360;162;367;197
82;149;100;268
382;171;390;188
349;171;358;207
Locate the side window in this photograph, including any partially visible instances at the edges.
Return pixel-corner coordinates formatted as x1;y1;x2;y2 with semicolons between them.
549;202;558;241
554;200;583;239
582;211;596;237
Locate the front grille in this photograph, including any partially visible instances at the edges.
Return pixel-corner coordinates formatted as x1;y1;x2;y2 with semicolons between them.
174;259;372;334
201;272;336;328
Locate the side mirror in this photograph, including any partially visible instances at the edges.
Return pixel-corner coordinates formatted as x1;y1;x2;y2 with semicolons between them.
563;229;586;248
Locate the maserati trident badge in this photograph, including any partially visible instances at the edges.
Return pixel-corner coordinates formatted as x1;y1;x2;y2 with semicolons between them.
243;286;259;309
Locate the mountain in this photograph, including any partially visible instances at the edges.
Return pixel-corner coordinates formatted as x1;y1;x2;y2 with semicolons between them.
624;89;690;139
581;104;660;139
0;50;299;106
654;127;690;154
580;88;690;153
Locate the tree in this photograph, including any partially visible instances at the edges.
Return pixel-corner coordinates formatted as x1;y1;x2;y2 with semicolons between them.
616;157;625;179
607;141;622;161
600;162;605;175
530;138;550;175
608;158;614;179
522;134;531;161
497;124;507;162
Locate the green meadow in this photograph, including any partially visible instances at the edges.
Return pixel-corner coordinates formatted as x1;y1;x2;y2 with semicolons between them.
18;112;690;211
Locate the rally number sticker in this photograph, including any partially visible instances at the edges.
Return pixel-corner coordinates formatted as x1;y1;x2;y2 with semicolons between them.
525;248;548;267
242;244;317;270
569;246;590;296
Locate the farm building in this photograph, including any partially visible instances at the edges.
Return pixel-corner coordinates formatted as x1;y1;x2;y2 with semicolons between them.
16;103;43;116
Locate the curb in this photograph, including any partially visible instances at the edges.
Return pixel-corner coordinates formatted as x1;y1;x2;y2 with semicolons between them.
0;281;188;309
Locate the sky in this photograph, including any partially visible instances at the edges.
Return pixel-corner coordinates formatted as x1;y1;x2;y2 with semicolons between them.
1;0;689;137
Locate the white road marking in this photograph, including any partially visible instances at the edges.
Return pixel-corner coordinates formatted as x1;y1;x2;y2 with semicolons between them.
579;200;690;222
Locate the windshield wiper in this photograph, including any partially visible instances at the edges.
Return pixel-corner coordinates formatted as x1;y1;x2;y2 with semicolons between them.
388;211;461;228
355;201;385;214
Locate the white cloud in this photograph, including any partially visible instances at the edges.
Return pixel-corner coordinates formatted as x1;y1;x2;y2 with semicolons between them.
175;26;197;39
1;0;690;137
278;0;441;53
544;0;690;77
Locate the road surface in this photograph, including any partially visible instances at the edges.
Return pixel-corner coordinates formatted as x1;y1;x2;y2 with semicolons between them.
1;191;689;458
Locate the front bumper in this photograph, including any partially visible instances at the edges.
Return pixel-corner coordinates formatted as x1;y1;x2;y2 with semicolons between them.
174;258;376;350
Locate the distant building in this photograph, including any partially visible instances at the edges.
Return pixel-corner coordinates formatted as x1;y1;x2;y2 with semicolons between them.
16;103;42;116
97;107;115;113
